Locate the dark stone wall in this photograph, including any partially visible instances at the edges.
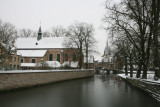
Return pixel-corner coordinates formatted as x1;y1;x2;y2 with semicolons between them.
126;77;160;101
0;70;94;91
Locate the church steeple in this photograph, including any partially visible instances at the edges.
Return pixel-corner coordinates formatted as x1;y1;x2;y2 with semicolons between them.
37;26;42;41
104;39;111;55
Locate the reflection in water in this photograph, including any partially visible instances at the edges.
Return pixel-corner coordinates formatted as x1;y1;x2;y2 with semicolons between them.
0;74;159;107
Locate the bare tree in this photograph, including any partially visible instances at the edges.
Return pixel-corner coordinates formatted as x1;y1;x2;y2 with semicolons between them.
64;22;97;69
151;0;160;79
18;29;35;37
64;22;86;68
0;21;17;45
83;24;97;69
43;31;50;37
104;0;157;79
50;26;67;37
0;42;13;65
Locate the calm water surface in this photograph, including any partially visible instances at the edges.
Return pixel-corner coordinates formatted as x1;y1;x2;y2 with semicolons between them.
0;74;159;107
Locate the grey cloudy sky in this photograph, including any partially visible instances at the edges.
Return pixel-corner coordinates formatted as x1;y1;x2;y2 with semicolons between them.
0;0;108;60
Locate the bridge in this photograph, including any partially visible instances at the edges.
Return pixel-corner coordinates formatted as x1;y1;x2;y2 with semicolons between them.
95;67;124;74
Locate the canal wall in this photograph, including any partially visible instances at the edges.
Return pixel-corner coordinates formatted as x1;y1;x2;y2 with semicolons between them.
0;69;94;91
125;77;160;102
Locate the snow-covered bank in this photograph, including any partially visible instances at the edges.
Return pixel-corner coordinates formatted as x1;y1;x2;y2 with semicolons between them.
117;73;160;102
118;74;160;83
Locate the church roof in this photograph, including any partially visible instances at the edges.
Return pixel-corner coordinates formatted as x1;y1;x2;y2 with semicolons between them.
15;37;68;49
17;50;47;57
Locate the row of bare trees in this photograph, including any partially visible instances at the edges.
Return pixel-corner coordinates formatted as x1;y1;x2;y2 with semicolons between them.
19;26;67;38
104;0;160;79
0;19;68;41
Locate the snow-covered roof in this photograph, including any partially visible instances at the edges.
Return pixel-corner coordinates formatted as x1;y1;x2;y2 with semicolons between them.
17;50;47;57
46;61;61;68
21;63;36;67
15;37;68;49
62;61;78;68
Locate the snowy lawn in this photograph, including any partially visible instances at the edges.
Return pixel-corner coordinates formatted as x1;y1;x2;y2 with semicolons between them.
118;73;160;84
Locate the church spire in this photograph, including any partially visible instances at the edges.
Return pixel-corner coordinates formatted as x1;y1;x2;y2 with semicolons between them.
37;23;42;41
106;39;109;48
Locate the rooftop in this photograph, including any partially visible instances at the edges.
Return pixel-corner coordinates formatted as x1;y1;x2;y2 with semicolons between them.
15;37;68;49
17;50;47;57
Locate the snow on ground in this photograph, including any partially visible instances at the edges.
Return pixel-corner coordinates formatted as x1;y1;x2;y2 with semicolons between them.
118;74;160;83
46;61;61;67
71;61;78;68
21;63;37;67
62;61;78;68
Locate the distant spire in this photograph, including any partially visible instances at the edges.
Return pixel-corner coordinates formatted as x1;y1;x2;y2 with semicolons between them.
38;26;42;34
37;22;42;41
104;39;111;55
106;39;109;48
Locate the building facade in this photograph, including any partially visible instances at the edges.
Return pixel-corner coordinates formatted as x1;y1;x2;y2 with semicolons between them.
15;27;80;69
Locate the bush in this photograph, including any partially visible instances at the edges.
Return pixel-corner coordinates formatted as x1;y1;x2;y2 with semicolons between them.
60;64;75;69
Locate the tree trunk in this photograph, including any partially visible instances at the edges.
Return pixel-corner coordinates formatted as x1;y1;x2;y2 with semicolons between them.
129;56;133;77
79;43;83;69
85;44;88;69
152;0;160;79
142;65;147;79
136;61;142;78
125;58;128;76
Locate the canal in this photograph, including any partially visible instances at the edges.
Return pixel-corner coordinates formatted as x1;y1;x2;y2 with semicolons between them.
0;74;159;107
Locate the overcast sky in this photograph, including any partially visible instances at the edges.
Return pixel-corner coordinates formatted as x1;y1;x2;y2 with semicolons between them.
0;0;109;60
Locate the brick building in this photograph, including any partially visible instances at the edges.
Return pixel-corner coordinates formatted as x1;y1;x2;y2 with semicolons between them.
14;27;80;69
0;42;21;70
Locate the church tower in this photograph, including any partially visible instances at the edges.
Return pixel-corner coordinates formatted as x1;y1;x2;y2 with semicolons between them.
37;26;42;41
104;40;111;56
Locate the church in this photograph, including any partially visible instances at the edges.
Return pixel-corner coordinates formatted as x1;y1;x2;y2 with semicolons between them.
14;26;80;69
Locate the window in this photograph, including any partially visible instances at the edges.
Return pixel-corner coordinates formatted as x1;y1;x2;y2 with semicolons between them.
21;59;23;63
49;54;53;61
14;65;16;69
9;56;12;62
17;65;19;69
65;53;68;61
73;54;76;61
10;64;12;68
31;59;36;63
57;54;60;62
14;57;16;62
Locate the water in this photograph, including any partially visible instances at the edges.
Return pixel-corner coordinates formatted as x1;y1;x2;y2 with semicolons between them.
0;74;159;107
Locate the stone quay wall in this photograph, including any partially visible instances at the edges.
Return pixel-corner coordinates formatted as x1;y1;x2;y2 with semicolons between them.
126;77;160;102
0;69;94;91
